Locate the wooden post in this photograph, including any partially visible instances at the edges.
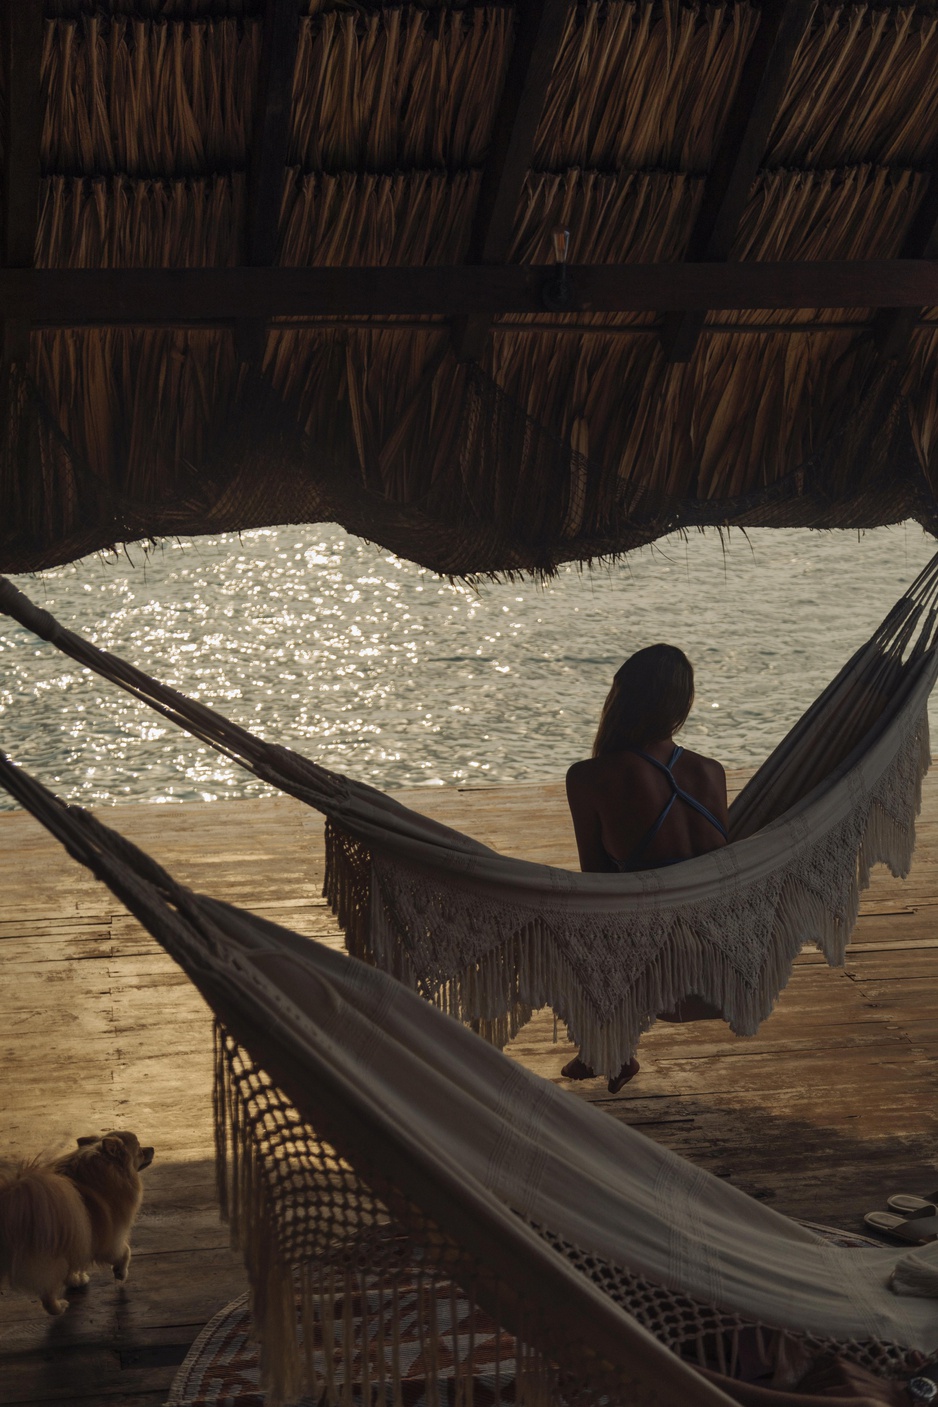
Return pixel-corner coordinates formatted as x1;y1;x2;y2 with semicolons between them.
451;0;570;362
236;0;301;364
1;0;43;367
874;180;938;361
661;0;814;363
1;262;938;324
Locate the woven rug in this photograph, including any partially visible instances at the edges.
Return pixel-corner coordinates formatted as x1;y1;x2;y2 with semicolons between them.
166;1274;518;1407
165;1227;881;1406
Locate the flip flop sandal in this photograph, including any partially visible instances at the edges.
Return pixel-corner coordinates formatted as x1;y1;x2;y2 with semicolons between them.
863;1211;938;1244
886;1192;938;1217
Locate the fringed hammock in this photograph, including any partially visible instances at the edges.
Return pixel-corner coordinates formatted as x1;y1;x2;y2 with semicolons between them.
1;751;938;1407
1;556;937;1077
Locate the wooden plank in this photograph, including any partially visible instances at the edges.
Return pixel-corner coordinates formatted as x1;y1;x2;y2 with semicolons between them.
1;0;42;268
236;0;301;363
874;175;938;360
661;0;815;363
452;0;570;361
2;773;938;1405
245;0;299;269
0;0;43;367
3;261;938;325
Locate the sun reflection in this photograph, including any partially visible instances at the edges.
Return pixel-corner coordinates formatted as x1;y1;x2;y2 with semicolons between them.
1;523;936;810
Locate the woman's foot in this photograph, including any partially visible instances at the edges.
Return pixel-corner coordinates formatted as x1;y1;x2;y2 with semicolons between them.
560;1056;641;1091
560;1056;595;1080
607;1057;640;1094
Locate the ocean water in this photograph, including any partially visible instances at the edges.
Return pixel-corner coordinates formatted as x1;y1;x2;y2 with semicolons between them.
0;521;935;811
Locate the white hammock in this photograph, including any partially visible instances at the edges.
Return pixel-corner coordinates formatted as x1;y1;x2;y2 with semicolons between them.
1;561;937;1075
0;751;937;1407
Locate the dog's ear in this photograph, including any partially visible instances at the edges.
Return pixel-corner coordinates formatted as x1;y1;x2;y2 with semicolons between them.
76;1135;99;1147
100;1136;128;1162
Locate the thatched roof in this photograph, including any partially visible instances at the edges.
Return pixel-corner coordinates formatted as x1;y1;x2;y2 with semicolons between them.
4;0;938;576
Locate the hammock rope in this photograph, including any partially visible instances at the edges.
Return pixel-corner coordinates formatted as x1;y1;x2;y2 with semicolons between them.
1;749;937;1407
1;558;938;1074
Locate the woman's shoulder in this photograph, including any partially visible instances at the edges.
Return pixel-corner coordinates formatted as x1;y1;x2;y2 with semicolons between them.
565;756;596;790
679;746;725;774
675;748;727;795
566;750;645;792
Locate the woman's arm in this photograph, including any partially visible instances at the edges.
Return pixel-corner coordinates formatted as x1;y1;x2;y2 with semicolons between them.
711;759;730;833
566;762;615;872
698;1357;908;1406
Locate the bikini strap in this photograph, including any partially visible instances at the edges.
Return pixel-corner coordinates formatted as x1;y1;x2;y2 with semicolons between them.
619;744;726;868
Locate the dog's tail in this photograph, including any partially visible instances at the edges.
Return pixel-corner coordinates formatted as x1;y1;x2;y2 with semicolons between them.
0;1161;91;1290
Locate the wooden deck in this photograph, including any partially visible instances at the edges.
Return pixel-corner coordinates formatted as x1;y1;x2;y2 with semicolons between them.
1;772;937;1406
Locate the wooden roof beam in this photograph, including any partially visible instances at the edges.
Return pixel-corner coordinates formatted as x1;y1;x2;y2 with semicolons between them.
874;179;938;361
237;0;301;363
7;261;938;323
1;0;44;366
451;0;570;362
661;0;815;364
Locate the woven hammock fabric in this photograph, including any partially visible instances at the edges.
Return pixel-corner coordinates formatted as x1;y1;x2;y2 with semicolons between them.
1;568;937;1074
0;752;937;1407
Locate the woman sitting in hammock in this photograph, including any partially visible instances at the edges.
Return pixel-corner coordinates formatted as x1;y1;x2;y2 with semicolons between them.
564;643;730;1093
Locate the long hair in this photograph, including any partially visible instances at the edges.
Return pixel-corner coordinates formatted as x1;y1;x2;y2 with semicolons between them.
592;644;694;757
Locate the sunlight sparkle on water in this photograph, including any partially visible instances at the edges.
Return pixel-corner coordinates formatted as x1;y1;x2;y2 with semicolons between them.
0;522;936;809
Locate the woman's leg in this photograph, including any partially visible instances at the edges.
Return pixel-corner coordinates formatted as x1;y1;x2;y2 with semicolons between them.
563;994;725;1085
561;1053;640;1092
657;995;723;1022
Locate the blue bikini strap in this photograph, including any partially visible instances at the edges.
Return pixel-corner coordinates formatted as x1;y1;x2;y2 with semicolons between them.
620;744;727;867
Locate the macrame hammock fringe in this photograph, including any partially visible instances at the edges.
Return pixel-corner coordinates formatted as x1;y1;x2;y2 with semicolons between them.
1;751;938;1407
2;556;938;1073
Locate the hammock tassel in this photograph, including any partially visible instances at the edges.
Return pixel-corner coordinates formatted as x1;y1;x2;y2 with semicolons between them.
889;1250;938;1298
317;689;933;1080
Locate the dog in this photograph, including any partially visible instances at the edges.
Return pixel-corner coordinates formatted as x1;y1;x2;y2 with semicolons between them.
0;1130;154;1314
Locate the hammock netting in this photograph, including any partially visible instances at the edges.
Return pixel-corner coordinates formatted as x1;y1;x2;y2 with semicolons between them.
1;752;938;1407
1;553;938;1074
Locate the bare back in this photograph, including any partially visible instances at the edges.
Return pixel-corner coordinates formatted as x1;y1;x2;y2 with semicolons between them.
566;741;729;873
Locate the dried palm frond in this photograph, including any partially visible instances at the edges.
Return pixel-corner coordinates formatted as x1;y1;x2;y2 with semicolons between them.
290;7;512;173
769;5;938;168
535;1;759;172
6;0;938;577
42;14;257;176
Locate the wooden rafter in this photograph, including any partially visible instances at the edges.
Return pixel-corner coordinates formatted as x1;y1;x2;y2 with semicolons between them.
451;0;570;362
237;0;301;362
1;0;44;366
661;0;815;364
874;179;938;361
5;261;938;324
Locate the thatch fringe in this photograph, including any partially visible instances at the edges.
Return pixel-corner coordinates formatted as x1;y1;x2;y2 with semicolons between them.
510;169;703;267
2;315;935;577
733;165;928;264
34;160;923;276
9;1;938;573
769;5;938;168
42;14;258;176
535;1;759;172
34;169;479;269
37;4;938;185
37;171;245;267
905;327;938;488
289;7;513;172
488;319;860;505
47;4;263;16
279;169;480;267
33;327;238;508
